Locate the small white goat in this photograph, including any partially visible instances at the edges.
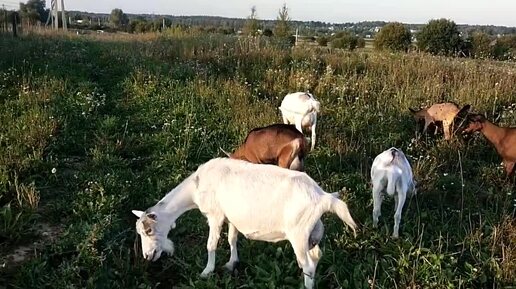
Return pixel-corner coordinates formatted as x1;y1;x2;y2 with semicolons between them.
132;157;357;289
279;92;321;151
371;147;416;239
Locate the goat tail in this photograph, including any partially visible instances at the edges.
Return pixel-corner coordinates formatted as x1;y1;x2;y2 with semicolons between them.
327;193;357;237
390;147;398;163
219;147;231;158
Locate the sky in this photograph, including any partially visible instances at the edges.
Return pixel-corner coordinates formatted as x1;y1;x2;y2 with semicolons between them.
41;0;516;27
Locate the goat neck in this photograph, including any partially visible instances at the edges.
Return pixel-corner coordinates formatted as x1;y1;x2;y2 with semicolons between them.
479;119;505;153
151;173;199;230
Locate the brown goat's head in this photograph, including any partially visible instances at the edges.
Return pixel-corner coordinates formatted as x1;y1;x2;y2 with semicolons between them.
452;104;472;131
408;107;427;120
462;114;486;134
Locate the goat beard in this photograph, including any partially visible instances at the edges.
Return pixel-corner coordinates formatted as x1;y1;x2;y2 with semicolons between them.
163;238;175;255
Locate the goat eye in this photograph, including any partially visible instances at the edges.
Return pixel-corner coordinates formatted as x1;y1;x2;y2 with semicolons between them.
145;228;152;235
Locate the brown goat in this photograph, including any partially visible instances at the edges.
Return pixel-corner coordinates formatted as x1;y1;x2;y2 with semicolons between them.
409;102;471;140
221;124;308;171
462;114;516;177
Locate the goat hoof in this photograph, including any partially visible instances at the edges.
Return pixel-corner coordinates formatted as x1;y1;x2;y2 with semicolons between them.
200;270;212;278
223;261;238;272
224;262;239;276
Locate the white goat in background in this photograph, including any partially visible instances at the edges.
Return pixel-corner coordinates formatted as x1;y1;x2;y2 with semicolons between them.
371;147;416;239
132;157;357;289
279;92;321;151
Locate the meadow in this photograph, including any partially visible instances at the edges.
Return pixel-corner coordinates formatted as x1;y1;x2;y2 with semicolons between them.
0;29;515;288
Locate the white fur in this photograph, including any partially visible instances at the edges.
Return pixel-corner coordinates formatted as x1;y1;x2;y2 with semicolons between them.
132;157;357;289
371;147;416;239
279;92;320;151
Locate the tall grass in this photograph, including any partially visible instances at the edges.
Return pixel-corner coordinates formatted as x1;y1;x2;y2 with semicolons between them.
0;31;515;288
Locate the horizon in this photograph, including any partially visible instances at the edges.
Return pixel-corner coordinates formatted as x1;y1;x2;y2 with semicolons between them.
1;1;513;28
43;0;516;28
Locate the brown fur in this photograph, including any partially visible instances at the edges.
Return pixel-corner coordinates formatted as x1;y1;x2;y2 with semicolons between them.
409;102;471;140
227;124;308;171
463;114;516;177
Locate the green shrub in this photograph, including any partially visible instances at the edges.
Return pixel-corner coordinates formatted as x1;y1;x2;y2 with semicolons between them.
374;22;412;52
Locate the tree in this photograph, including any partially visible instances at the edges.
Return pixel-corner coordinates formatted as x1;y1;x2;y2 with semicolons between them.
129;17;149;33
417;18;463;56
242;6;259;36
492;35;516;60
374;22;412;52
19;0;48;25
110;8;128;29
274;3;291;38
469;32;493;59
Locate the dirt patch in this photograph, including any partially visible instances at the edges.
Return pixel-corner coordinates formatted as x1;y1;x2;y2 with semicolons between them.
1;222;64;270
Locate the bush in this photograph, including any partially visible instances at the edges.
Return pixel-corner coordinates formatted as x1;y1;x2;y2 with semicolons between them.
357;37;365;48
263;28;273;37
331;32;359;50
374;22;412;52
468;33;516;60
417;18;463;56
493;35;516;60
315;36;328;46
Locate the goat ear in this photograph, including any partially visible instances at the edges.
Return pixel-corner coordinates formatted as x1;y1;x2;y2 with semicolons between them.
408;107;417;113
132;210;144;218
219;147;231;157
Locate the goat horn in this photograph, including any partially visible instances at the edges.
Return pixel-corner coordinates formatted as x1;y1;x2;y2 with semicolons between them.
219;147;231;157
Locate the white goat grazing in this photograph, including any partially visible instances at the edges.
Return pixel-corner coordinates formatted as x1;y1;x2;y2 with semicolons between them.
371;147;416;239
279;92;321;151
132;157;357;289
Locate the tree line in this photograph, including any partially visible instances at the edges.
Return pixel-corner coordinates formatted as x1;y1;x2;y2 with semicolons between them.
374;19;516;60
2;1;515;60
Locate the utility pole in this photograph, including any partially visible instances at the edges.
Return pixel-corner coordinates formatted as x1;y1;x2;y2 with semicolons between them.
2;4;6;33
162;18;165;30
60;0;67;31
12;11;18;37
51;0;58;29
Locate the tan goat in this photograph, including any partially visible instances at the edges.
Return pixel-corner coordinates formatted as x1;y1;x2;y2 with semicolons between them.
221;123;308;171
409;102;471;140
462;114;516;177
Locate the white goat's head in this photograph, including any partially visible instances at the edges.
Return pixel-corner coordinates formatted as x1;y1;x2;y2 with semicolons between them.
131;210;174;261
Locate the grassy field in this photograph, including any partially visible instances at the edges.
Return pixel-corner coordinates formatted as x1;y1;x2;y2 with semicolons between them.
0;30;515;289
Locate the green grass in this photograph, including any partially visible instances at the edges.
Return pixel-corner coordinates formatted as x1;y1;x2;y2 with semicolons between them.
0;30;515;289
